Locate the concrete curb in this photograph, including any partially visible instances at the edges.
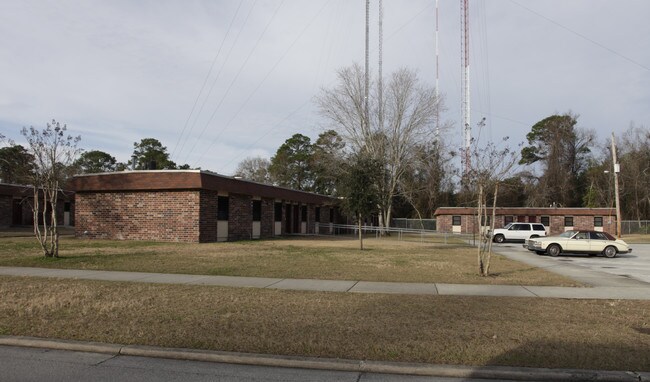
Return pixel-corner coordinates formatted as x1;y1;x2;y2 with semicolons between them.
0;335;646;381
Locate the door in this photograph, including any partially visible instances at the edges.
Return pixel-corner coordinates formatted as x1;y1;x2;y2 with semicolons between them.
285;204;292;234
12;199;22;225
566;231;590;253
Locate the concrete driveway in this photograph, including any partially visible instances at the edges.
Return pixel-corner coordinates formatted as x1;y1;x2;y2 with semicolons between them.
493;241;650;286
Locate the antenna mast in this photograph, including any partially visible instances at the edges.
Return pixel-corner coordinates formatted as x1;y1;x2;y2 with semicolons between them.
364;0;370;138
378;0;384;132
435;0;440;141
461;0;471;174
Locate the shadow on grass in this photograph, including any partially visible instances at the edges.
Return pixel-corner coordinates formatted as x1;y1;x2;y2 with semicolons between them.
471;340;650;373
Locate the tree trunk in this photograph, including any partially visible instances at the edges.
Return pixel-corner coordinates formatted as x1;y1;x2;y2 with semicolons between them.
358;213;363;250
484;183;499;276
477;185;484;275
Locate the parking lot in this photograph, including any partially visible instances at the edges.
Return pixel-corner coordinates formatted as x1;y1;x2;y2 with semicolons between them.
494;242;650;286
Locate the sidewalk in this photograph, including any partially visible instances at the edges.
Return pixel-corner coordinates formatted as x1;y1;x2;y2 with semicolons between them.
2;266;650;300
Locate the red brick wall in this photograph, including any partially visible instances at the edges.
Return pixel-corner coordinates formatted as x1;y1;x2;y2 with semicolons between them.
75;191;201;242
199;190;218;242
261;198;274;238
437;212;617;235
228;193;252;240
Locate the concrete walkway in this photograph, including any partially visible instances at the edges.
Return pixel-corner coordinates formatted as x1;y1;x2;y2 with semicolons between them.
2;266;650;300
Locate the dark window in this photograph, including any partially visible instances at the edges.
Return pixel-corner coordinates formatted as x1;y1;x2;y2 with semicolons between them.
540;216;550;227
594;216;603;227
504;216;514;225
252;200;261;222
301;206;307;222
329;208;334;223
452;216;461;226
514;223;530;231
274;202;282;222
315;207;320;222
481;215;490;226
564;216;574;227
533;224;545;231
64;202;71;212
217;196;229;221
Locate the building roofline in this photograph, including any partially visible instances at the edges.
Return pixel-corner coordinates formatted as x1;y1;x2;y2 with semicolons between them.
70;170;335;204
434;206;616;216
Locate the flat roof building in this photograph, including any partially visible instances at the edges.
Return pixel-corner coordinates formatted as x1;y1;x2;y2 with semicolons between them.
434;207;617;236
70;170;340;243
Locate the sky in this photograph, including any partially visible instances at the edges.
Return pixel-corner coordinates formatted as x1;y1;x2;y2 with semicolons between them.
1;0;649;175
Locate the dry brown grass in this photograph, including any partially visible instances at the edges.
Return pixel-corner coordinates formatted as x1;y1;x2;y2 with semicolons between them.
620;234;650;244
0;236;578;286
1;276;648;371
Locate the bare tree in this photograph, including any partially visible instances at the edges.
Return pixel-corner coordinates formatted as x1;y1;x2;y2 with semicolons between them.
466;131;521;276
317;64;443;229
618;123;650;222
234;156;272;184
21;120;81;258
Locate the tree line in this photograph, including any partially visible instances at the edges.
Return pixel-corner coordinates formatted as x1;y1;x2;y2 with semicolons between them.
234;66;649;225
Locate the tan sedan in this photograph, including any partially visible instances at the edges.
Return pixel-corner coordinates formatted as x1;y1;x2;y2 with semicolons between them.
526;230;632;258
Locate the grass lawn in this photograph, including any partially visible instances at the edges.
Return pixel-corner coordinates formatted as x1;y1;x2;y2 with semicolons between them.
1;276;648;371
0;235;579;286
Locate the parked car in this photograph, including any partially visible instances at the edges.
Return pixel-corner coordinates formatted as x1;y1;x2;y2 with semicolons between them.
491;222;547;243
525;230;631;258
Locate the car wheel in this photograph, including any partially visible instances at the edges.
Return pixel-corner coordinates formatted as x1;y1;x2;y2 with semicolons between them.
547;244;561;257
604;246;617;258
493;234;505;243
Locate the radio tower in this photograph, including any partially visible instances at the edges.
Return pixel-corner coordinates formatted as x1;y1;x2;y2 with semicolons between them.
461;0;471;175
435;0;440;141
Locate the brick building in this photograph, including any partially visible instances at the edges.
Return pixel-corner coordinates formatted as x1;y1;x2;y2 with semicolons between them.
0;183;75;228
434;207;617;235
70;170;340;243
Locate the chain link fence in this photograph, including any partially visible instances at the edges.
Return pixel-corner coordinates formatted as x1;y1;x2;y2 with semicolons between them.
392;218;437;231
621;220;650;235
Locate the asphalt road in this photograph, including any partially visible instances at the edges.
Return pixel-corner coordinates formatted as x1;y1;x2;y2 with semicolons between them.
0;346;520;382
493;242;650;286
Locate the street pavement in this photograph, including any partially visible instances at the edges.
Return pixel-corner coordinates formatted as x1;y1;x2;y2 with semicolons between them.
2;342;647;382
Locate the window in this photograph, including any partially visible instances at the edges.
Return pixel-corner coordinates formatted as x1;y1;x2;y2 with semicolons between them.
452;216;461;226
64;202;71;212
540;216;550;227
574;232;588;240
329;208;334;223
217;196;229;221
301;206;307;222
315;207;320;222
594;216;603;227
504;216;514;225
532;224;545;231
481;215;491;226
513;223;530;231
274;202;282;222
252;200;261;222
564;216;574;227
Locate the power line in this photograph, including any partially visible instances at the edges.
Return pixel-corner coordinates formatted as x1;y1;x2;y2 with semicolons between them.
509;0;650;71
171;0;244;161
183;0;286;166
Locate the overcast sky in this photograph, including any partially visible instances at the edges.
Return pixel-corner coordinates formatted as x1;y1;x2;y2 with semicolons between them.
1;0;649;174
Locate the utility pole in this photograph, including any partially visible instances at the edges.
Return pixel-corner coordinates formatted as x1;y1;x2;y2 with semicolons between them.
611;133;622;238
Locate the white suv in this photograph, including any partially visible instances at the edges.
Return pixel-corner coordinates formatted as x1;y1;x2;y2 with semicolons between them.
491;223;547;243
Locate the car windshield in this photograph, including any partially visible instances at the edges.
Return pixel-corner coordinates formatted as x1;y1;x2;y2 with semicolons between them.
559;230;576;238
503;223;513;229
